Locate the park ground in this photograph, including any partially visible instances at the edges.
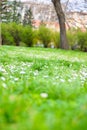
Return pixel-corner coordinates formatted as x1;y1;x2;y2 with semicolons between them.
0;46;87;130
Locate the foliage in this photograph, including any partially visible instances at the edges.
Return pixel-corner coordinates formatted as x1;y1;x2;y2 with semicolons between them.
38;26;52;48
77;30;87;52
0;0;12;23
1;0;22;23
67;30;77;49
33;29;39;46
23;7;33;26
1;22;87;52
7;23;23;46
20;26;34;47
1;23;34;46
0;46;87;130
1;23;15;45
1;23;22;46
11;0;22;24
52;31;60;48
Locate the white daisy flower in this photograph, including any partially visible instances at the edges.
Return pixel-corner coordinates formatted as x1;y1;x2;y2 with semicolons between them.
40;93;48;98
1;77;6;81
20;71;25;74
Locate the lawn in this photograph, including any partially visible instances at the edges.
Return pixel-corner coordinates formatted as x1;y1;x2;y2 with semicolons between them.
0;46;87;130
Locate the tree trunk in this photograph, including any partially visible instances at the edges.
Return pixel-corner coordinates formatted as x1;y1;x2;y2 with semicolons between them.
16;42;20;46
52;0;69;49
44;42;48;48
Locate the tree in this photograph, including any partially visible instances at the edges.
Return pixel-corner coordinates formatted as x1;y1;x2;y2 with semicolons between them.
38;25;52;48
0;0;22;23
21;26;34;47
52;0;69;49
0;0;22;45
23;7;33;26
0;0;12;23
11;0;22;24
0;23;1;45
0;0;11;45
64;0;87;31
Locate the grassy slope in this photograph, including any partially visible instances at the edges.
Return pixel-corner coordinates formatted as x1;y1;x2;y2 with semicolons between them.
0;46;87;130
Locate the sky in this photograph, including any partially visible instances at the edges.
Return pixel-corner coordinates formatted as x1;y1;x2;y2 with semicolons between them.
9;0;87;12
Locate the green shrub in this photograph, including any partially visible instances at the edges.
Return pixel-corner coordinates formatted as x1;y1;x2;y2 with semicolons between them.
38;26;52;48
1;23;34;47
33;29;39;46
77;30;87;52
20;26;34;47
67;30;77;50
7;23;23;46
1;23;23;46
52;31;60;48
1;23;15;45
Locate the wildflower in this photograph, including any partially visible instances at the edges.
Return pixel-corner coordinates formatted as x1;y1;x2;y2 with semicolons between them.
55;76;59;79
34;70;38;76
68;79;72;82
14;78;19;81
81;71;87;77
72;73;78;77
60;79;65;82
1;77;6;81
10;75;13;79
0;66;6;72
40;93;48;98
20;71;25;74
2;83;7;88
43;75;49;78
0;66;2;71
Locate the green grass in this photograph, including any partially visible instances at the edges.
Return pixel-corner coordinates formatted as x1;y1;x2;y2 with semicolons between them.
0;46;87;130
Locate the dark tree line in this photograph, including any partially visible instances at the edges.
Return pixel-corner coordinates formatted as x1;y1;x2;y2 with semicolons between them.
0;0;33;25
0;0;21;23
23;7;33;26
